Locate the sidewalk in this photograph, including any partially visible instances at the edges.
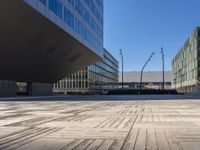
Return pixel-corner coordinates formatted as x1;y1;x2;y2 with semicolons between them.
0;94;200;101
0;99;200;149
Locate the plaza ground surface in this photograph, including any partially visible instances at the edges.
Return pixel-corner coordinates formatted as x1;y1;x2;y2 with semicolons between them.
1;95;200;150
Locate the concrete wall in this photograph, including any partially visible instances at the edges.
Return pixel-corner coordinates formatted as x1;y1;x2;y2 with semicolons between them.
191;87;200;95
28;82;53;96
0;80;16;97
175;86;200;95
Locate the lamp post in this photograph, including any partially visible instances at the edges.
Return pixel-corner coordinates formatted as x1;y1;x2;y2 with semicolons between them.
161;47;165;91
139;52;155;92
119;49;124;90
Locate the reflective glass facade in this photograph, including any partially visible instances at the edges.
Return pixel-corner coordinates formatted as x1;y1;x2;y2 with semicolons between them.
53;48;118;94
25;0;104;56
172;27;200;93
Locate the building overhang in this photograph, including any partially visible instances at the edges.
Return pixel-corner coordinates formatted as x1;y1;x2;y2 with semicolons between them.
0;1;101;83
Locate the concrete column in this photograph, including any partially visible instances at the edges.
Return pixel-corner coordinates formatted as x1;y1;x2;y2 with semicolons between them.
28;82;53;96
0;80;16;97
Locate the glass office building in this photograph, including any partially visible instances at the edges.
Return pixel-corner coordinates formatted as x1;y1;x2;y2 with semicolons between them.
172;27;200;94
53;48;119;94
0;0;104;96
26;0;104;56
0;0;103;83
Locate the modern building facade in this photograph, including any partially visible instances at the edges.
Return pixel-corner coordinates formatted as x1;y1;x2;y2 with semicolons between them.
53;48;118;94
172;27;200;94
119;71;172;90
0;0;104;96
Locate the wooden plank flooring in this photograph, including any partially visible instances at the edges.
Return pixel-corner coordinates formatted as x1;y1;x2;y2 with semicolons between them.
0;100;200;149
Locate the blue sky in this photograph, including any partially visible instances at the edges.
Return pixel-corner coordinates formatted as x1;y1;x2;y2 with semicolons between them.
104;0;200;71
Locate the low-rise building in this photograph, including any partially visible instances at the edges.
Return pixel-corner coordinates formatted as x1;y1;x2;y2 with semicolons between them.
53;49;119;94
172;27;200;94
119;71;172;90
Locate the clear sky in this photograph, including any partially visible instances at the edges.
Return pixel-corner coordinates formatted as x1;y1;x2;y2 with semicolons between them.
104;0;200;72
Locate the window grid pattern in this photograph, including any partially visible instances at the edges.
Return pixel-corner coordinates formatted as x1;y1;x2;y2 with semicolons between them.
54;49;118;92
172;27;200;90
26;0;103;56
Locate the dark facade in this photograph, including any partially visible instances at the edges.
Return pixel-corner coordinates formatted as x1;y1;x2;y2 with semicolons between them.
53;48;118;94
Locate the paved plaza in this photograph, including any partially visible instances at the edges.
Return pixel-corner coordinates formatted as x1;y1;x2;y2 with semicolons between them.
1;96;200;150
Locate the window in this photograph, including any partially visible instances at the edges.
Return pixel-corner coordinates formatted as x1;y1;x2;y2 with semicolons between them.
39;0;46;5
64;7;74;28
68;0;74;6
75;0;83;16
49;0;62;18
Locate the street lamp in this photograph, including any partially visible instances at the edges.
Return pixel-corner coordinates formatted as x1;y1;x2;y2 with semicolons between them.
119;49;124;90
139;52;155;92
161;47;165;91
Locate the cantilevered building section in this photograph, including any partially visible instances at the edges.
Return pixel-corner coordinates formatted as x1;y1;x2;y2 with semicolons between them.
0;0;103;82
172;27;200;94
0;0;103;95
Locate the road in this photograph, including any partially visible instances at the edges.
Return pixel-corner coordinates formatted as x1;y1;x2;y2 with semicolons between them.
0;96;200;150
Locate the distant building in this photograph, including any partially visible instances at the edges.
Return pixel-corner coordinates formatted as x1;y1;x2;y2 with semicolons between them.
172;27;200;94
119;71;171;90
53;49;119;94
